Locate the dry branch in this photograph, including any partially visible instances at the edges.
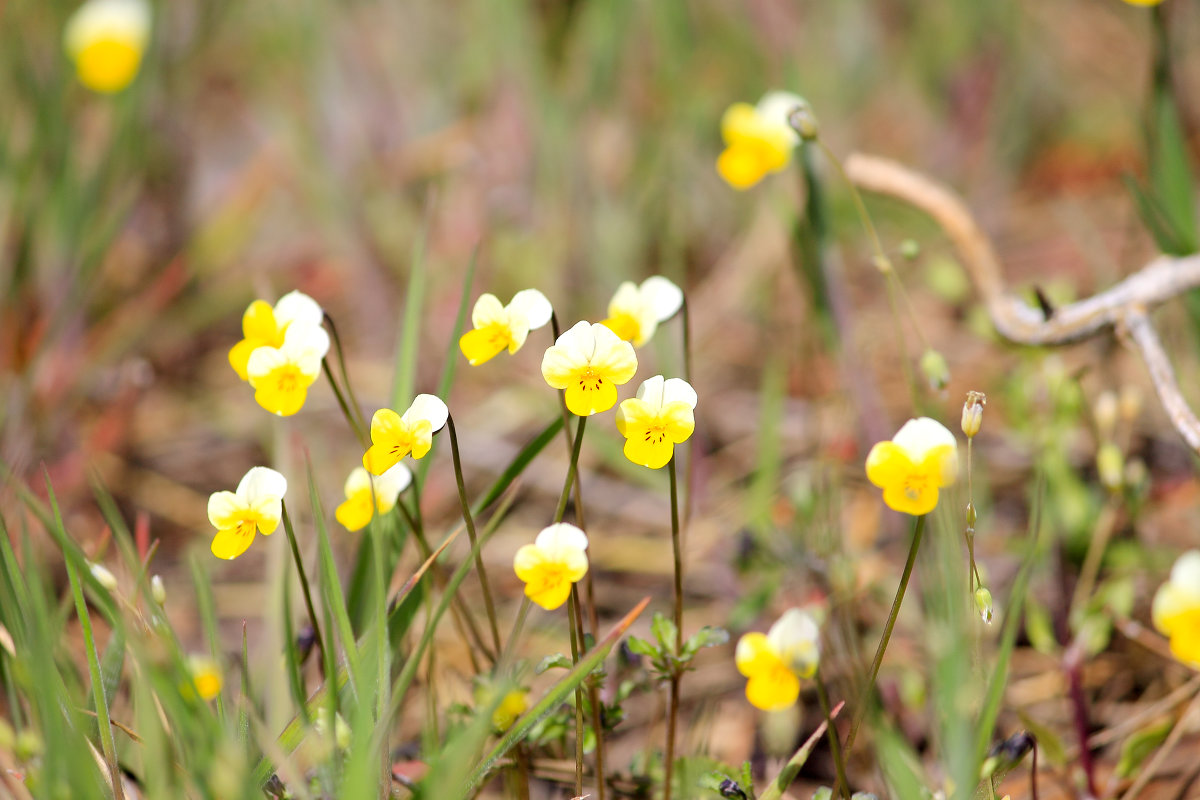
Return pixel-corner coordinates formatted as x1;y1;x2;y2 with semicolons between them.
845;153;1200;454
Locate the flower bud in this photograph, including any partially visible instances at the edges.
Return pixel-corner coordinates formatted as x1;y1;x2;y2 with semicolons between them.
1097;442;1124;492
786;101;819;141
90;563;118;592
1093;391;1118;439
961;391;986;438
899;239;920;261
974;587;994;624
920;349;950;391
1119;385;1142;422
965;502;977;531
150;574;166;605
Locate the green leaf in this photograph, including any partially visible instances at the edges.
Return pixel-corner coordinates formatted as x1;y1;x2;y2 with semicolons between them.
1116;715;1173;778
625;635;658;658
1147;83;1198;254
682;626;730;658
651;611;677;651
535;653;574;673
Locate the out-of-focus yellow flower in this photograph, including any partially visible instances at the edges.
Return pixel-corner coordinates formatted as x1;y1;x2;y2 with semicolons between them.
246;323;330;416
335;464;412;531
188;655;222;701
363;394;449;475
717;92;805;190
1153;551;1200;666
207;467;287;560
228;291;324;381
459;289;554;365
1121;0;1164;5
866;417;958;516
735;608;820;712
616;375;696;469
541;321;638;416
513;523;589;611
600;276;684;347
491;689;529;731
64;0;150;94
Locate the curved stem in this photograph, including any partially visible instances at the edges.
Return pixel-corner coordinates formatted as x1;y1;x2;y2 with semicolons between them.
446;414;502;656
321;359;368;448
554;416;587;523
281;502;326;661
323;312;369;435
815;669;850;799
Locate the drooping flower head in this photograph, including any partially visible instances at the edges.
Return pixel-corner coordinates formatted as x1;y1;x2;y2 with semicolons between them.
335;463;412;532
246;323;330;416
207;467;287;560
513;523;589;611
865;417;958;516
541;321;638;416
600;276;684;347
363;394;449;475
717;91;805;190
735;608;821;712
459;289;554;366
616;375;697;469
1153;551;1200;666
64;0;151;94
228;291;324;381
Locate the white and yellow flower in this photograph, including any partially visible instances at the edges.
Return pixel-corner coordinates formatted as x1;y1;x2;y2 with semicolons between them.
513;523;589;611
1153;551;1200;667
600;276;683;347
335;464;412;532
717;91;805;190
207;467;287;560
228;291;324;381
459;289;554;365
363;394;449;475
616;375;696;469
865;417;958;516
245;322;330;416
541;321;638;416
64;0;151;94
735;608;821;712
187;655;223;701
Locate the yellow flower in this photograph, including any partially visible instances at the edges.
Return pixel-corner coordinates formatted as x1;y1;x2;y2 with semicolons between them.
207;467;287;560
363;394;449;475
1121;0;1164;5
474;683;530;732
717;91;804;190
1153;551;1200;666
541;321;638;416
600;276;684;347
616;375;696;469
459;289;554;365
334;464;412;531
245;323;330;416
64;0;150;94
513;523;589;611
736;609;821;712
865;417;958;516
188;655;223;701
228;291;324;381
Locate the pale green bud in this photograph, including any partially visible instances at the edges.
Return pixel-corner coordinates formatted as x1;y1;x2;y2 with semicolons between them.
974;587;993;624
1097;442;1124;492
920;349;950;391
150;574;166;605
89;563;118;592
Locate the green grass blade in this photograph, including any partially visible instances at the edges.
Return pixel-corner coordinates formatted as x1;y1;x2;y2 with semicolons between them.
390;197;434;409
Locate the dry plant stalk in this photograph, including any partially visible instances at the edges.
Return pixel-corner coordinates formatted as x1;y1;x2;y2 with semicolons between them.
846;153;1200;453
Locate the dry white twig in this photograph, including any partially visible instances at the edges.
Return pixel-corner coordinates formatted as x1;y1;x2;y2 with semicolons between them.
846;153;1200;453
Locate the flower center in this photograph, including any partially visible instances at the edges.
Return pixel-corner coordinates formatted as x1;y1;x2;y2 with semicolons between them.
577;368;605;393
642;424;668;445
274;365;302;394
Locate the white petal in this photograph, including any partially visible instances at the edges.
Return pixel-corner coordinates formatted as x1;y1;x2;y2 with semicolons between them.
891;417;956;462
65;0;150;55
282;322;331;361
246;346;286;380
588;321;626;356
1171;551;1200;591
534;523;589;555
207;491;242;528
404;394;449;433
767;608;820;654
273;291;324;328
375;462;413;500
237;467;288;503
471;294;506;329
639;276;683;322
756;91;805;141
343;467;372;498
661;378;698;410
508;289;553;330
555;321;598;364
606;283;641;317
636;375;666;408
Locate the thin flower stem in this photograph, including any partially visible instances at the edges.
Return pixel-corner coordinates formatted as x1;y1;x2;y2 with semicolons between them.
843;513;926;760
568;587;585;798
555;416;587;524
570;580;607;800
321;359;368;448
664;457;683;800
323;312;370;435
445;414;503;656
815;669;851;799
499;596;533;671
281;502;326;661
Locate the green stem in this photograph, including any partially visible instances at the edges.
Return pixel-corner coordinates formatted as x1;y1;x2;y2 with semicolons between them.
499;596;533;671
664;457;684;800
445;414;503;656
281;502;326;661
324;312;370;436
568;587;585;798
322;359;368;448
555;416;587;523
842;513;926;760
815;670;850;799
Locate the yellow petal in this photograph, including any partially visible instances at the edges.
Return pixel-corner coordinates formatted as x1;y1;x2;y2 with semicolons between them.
720;103;761;145
735;632;774;677
211;525;256;560
744;666;801;712
513;544;545;584
717;144;768;190
623;431;674;469
600;313;642;344
364;443;403;476
865;441;912;490
920;444;958;488
526;575;571;611
460;325;510;366
1168;610;1200;665
882;481;939;516
335;493;374;532
564;378;618;416
74;35;141;93
408;420;435;459
207;491;244;530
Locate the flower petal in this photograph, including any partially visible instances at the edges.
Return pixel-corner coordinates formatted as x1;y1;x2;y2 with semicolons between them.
640;276;683;323
470;294;506;329
744;668;800;712
272;290;323;329
865;441;911;490
404;394;449;433
635;375;665;408
892;417;957;463
374;463;413;508
211;526;256;560
236;467;287;504
533;523;589;556
508;289;553;330
335;494;374;532
207;491;244;530
720;103;761;146
564;379;618;416
460;326;510;365
735;632;774;677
